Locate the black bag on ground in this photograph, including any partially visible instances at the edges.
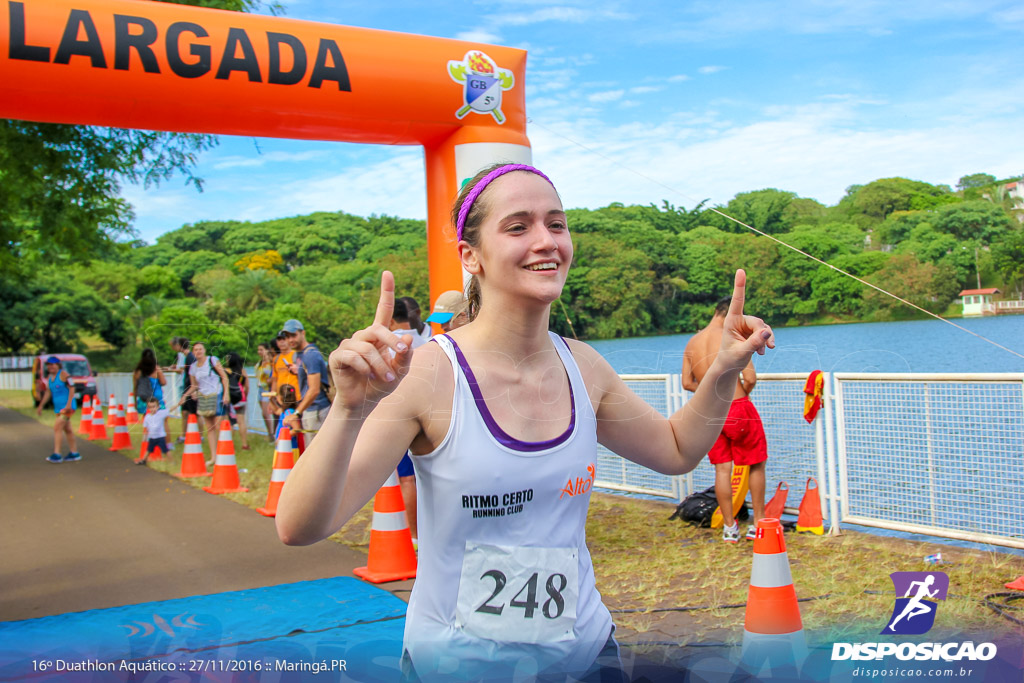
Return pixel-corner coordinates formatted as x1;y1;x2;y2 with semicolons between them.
669;486;749;528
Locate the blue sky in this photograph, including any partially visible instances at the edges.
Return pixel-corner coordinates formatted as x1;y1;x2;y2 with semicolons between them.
124;0;1024;243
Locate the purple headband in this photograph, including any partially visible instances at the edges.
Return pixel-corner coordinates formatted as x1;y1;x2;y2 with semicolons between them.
456;163;555;242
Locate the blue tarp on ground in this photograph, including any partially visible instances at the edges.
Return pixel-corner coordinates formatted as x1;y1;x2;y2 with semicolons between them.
0;577;407;682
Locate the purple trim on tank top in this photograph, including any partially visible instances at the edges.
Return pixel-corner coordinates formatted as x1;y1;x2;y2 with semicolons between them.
441;334;576;452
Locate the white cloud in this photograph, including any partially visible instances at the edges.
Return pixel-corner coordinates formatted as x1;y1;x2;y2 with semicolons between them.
487;7;631;27
588;89;625;103
668;74;691;83
629;85;663;94
455;30;503;44
524;90;1024;216
698;65;727;75
253;150;428;221
210;150;328;170
647;0;1011;43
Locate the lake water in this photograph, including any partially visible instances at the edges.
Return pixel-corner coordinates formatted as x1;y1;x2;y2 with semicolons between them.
587;315;1024;375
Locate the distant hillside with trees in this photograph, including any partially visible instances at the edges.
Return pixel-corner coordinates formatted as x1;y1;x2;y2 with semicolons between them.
2;172;1021;369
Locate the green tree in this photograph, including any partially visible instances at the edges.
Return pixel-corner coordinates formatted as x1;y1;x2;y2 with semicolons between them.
561;233;654;338
957;173;996;191
0;269;121;353
168;250;228;292
0;0;275;273
863;254;960;316
837;178;959;227
135;265;185;299
807;252;890;317
226;269;282;312
0;122;215;274
705;189;797;235
929;200;1014;244
992;231;1024;297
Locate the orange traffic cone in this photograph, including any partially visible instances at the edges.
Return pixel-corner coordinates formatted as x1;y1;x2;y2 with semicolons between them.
257;427;295;517
109;405;132;451
203;419;248;494
107;394;117;425
77;395;92;436
125;394;139;425
742;518;807;677
353;471;417;583
176;415;209;478
89;400;108;441
1006;575;1024;591
765;482;789;519
796;477;824;535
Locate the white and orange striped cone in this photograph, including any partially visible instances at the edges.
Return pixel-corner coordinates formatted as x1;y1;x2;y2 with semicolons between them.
125;394;139;425
89;400;107;441
109;405;132;450
107;394;117;426
353;471;417;583
176;414;209;478
203;419;248;494
77;395;92;436
256;427;295;517
741;518;807;678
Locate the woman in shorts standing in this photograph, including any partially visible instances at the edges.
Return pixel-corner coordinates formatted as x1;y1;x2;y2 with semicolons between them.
36;356;80;463
256;342;276;441
276;163;774;681
188;342;231;466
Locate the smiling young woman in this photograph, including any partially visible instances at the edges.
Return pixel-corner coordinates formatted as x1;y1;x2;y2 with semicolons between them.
276;163;775;681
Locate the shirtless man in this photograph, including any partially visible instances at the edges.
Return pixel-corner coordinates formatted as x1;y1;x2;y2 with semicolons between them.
682;296;768;542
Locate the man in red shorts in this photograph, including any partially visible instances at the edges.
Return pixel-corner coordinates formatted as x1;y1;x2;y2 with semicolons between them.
682;296;768;542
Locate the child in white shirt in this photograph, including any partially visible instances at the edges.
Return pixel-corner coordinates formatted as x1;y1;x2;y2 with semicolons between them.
136;393;190;465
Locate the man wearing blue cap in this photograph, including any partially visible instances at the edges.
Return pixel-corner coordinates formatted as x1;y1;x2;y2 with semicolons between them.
425;290;469;332
280;319;332;433
36;356;81;463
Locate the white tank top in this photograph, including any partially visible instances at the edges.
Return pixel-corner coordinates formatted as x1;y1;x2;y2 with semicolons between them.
403;332;613;680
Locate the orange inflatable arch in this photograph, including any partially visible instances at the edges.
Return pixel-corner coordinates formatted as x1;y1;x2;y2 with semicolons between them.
0;0;533;301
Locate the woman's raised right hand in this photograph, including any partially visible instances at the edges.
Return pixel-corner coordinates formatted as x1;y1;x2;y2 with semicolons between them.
328;271;413;414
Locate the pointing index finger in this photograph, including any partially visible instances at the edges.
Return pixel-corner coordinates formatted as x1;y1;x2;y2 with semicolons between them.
373;270;395;327
728;269;746;318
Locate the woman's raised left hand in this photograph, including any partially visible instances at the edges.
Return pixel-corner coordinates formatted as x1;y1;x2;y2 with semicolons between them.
717;269;775;369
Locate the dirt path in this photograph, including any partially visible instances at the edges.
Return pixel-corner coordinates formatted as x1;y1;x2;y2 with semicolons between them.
0;406;403;622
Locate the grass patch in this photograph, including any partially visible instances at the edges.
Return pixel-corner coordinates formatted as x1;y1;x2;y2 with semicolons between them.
585;495;1023;643
4;389;1021;642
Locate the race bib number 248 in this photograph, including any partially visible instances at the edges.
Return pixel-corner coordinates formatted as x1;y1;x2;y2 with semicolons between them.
455;542;578;644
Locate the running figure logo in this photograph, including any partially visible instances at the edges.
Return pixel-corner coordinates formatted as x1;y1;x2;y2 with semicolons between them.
447;51;515;124
882;571;949;635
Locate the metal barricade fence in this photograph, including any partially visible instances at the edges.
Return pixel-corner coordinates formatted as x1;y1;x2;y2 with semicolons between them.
87;368;1024;547
595;373;827;521
833;373;1024;549
0;372;33;391
592;371;1024;549
595;375;681;499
